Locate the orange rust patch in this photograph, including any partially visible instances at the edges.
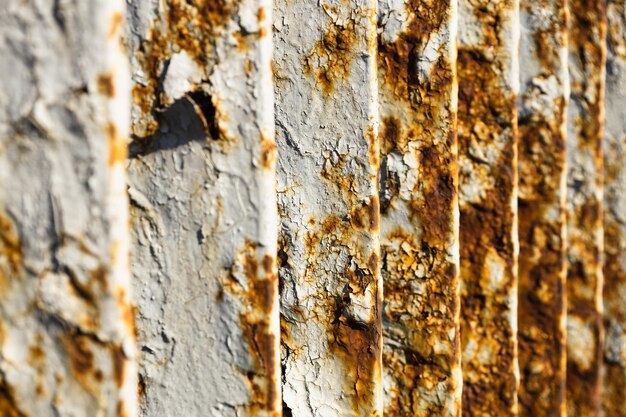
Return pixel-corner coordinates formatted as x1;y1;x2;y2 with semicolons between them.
112;344;126;388
260;132;277;169
108;11;123;39
304;19;357;96
107;122;126;166
0;214;22;274
222;241;279;414
97;74;115;97
0;376;27;417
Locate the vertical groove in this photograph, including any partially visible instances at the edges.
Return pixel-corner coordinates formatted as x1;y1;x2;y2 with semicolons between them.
376;0;461;415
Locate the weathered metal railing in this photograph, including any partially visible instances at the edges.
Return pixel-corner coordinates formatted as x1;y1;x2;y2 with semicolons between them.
0;0;625;416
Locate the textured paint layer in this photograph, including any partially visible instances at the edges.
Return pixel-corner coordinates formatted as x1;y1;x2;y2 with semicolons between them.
0;1;137;416
377;0;461;415
274;0;382;415
565;1;606;415
601;1;626;415
517;1;568;416
457;0;520;415
126;0;280;415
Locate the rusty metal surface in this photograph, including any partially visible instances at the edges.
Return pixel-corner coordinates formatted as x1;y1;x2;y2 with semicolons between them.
601;1;626;415
517;1;569;416
126;0;280;416
273;0;382;415
565;0;606;416
0;1;138;416
376;0;461;415
457;0;520;415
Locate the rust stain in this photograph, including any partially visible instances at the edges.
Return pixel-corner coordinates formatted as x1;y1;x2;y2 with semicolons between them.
222;241;279;415
566;0;606;415
517;1;568;416
456;2;518;416
97;73;115;97
131;0;243;138
0;376;27;417
304;19;357;96
107;122;126;166
108;11;123;39
112;344;126;389
0;213;22;274
377;0;460;415
260;131;277;170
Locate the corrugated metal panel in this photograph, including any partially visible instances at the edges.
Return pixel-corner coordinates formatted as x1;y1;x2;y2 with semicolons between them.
457;0;520;415
601;0;626;415
517;1;568;416
273;0;383;415
376;0;461;415
565;0;606;415
126;0;280;415
0;0;137;416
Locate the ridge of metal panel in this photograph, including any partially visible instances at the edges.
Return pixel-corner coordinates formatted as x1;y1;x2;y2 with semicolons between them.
565;0;606;415
457;0;521;415
0;0;138;416
601;1;626;416
376;0;461;415
273;0;383;415
125;0;280;415
517;1;569;416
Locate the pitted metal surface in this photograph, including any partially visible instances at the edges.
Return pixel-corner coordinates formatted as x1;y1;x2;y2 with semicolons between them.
126;0;280;416
601;1;626;416
457;0;520;415
517;1;569;416
274;0;383;415
0;1;138;416
377;0;461;415
565;1;606;415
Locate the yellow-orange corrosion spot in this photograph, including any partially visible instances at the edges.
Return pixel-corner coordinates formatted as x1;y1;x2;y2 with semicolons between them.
304;19;356;96
260;132;277;169
97;74;115;97
108;11;123;39
107;122;126;166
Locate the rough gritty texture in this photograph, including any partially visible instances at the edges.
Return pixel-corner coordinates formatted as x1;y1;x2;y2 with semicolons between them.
517;1;568;416
125;0;280;416
457;0;520;416
273;0;383;415
565;1;606;416
601;1;626;415
376;0;461;415
0;0;137;416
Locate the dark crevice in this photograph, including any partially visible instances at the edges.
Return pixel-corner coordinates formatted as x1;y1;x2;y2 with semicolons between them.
188;89;220;140
128;97;210;158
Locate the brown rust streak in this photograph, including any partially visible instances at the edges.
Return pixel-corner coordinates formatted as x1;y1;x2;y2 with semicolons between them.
517;1;568;416
223;241;279;416
457;2;518;416
0;375;27;417
377;0;459;415
566;0;606;416
602;3;626;415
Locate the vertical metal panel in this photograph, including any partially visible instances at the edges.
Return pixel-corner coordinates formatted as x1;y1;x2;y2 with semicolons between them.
457;0;520;415
273;0;382;415
376;0;461;415
565;1;606;415
0;1;137;416
126;0;280;416
601;1;626;415
517;1;569;416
